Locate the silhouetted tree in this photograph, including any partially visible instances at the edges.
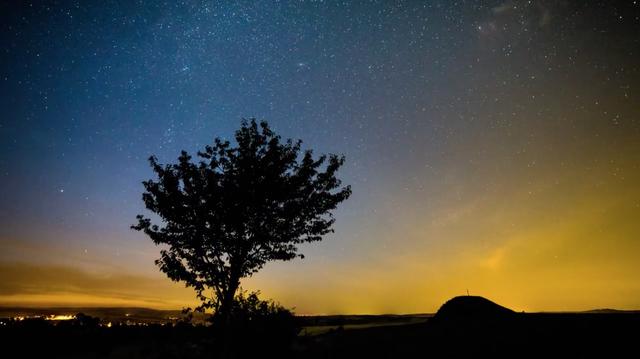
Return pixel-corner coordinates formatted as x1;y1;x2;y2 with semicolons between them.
132;119;351;328
72;312;100;327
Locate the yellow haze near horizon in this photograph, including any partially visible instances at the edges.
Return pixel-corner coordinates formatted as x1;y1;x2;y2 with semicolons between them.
1;137;639;314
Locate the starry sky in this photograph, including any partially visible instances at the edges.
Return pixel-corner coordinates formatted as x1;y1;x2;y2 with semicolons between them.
1;1;639;314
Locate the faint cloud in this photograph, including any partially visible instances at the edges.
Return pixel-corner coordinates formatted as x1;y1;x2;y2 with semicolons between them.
478;0;556;40
430;201;478;227
0;262;193;308
481;246;507;270
492;2;514;14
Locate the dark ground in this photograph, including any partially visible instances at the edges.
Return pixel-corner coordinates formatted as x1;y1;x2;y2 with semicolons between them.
1;311;639;358
295;311;640;358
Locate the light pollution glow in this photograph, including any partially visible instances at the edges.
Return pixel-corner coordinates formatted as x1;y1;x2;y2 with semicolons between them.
1;1;639;314
1;137;638;314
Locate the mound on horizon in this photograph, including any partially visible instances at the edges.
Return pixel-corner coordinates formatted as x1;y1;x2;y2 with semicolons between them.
433;296;515;323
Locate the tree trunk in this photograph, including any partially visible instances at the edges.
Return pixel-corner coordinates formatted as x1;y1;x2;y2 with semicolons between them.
219;278;240;359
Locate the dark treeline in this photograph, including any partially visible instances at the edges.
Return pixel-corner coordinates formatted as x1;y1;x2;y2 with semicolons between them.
2;307;640;358
1;312;297;358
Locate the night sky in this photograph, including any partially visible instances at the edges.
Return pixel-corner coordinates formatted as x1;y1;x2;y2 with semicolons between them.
1;1;639;314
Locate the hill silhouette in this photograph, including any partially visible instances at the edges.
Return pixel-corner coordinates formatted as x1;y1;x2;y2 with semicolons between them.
432;296;516;324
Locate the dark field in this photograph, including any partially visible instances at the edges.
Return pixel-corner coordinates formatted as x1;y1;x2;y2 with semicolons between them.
298;312;640;358
1;310;639;358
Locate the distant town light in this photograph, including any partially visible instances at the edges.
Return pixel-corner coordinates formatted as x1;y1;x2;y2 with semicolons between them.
46;314;75;321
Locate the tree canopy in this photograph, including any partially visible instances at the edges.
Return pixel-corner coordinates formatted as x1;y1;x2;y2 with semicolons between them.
132;119;351;318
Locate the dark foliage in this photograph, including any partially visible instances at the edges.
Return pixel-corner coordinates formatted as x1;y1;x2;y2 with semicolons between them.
132;119;351;322
210;290;300;357
213;290;298;333
0;320;214;359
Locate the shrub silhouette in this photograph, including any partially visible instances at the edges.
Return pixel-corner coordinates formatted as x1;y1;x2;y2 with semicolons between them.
209;290;300;356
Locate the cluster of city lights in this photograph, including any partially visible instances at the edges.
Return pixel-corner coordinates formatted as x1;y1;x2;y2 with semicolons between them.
1;313;191;327
45;314;75;321
7;314;76;321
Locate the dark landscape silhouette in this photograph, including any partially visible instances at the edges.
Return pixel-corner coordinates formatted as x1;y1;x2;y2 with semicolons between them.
2;295;639;358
